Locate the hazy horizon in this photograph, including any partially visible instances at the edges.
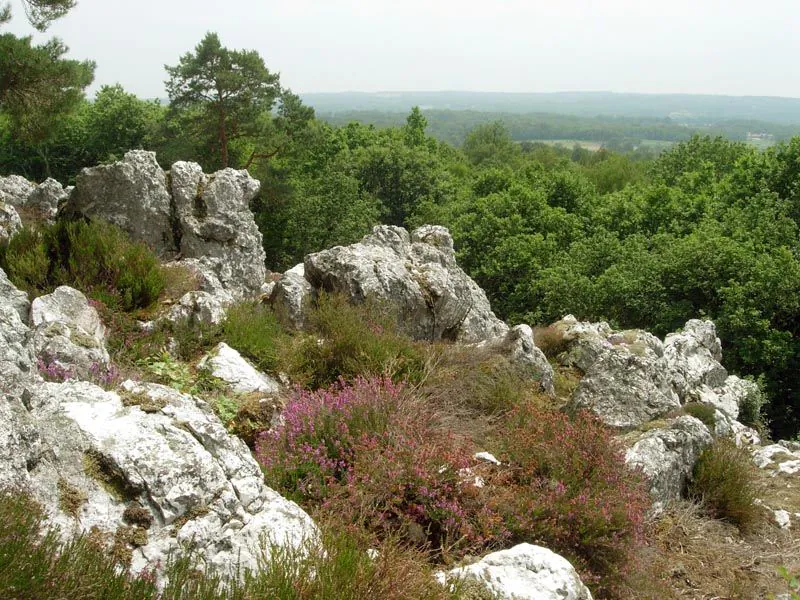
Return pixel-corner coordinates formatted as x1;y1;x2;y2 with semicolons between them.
6;0;800;100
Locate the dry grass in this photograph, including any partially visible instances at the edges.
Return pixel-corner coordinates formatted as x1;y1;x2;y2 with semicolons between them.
621;500;800;600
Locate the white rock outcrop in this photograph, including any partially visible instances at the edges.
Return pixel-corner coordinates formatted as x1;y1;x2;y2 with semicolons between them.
0;198;22;244
437;543;593;600
198;343;281;395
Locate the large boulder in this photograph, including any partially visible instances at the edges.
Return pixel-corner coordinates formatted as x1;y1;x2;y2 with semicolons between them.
437;543;593;600
0;174;36;207
625;416;713;507
1;379;317;580
63;151;266;302
170;162;266;299
63;150;174;255
282;225;507;343
270;263;313;329
476;324;555;396
0;198;22;245
29;286;109;379
664;319;728;401
26;177;68;219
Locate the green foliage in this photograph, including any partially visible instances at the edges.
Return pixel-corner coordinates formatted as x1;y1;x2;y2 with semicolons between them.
221;301;286;373
284;293;428;388
775;566;800;600
689;437;762;530
682;402;717;431
0;220;165;311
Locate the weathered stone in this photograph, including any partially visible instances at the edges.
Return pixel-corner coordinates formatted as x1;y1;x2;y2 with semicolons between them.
0;198;22;245
0;267;30;324
165;291;227;326
625;416;713;507
477;324;555;396
64;150;175;256
437;543;593;600
29;286;109;378
270;263;313;329
299;225;507;343
26;177;68;219
2;379;318;580
198;343;281;395
0;174;36;207
752;442;800;476
664;320;728;401
170;163;265;299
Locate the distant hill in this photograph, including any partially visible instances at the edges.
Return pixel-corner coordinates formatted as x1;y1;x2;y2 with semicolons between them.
300;91;800;125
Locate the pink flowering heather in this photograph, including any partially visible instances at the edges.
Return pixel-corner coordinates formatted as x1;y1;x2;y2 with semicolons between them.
256;376;507;557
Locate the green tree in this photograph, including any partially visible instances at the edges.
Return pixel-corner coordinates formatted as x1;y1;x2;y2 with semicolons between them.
164;32;281;169
462;121;518;166
403;106;427;147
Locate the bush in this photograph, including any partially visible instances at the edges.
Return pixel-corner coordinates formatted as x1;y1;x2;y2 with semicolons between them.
222;301;286;373
256;377;505;558
489;404;650;597
738;376;769;432
0;220;165;311
284;293;428;388
689;437;762;530
683;402;717;431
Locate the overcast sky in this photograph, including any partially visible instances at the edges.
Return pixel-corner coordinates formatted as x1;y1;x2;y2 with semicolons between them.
7;0;800;99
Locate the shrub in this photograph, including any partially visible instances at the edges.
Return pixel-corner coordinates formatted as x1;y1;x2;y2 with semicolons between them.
284;293;428;388
222;301;286;373
489;404;650;597
0;220;165;311
688;436;762;530
683;402;717;431
738;376;769;432
256;377;505;558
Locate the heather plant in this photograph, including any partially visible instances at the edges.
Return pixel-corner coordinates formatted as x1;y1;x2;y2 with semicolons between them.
489;404;650;597
284;293;427;388
256;377;505;557
0;220;165;312
688;436;762;530
37;357;75;382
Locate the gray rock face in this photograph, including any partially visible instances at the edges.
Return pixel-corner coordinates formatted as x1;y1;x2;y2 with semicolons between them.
29;286;109;378
437;543;593;600
290;225;507;343
271;263;312;329
0;198;22;244
64;150;174;255
26;177;68;218
2;379;317;579
625;416;713;507
477;324;555;395
0;174;36;206
166;291;228;326
664;319;728;401
63;151;266;303
170;162;265;299
0;267;29;323
198;343;281;395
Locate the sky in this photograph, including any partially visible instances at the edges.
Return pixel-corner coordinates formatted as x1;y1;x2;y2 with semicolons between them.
7;0;800;99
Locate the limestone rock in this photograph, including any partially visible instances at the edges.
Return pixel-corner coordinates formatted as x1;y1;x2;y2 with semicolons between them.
26;177;68;219
2;379;318;580
0;267;30;323
664;319;728;401
437;543;593;600
0;198;22;244
297;225;507;343
270;263;313;329
63;150;174;256
625;416;713;506
477;324;555;395
198;343;281;395
0;174;36;207
165;291;228;326
570;347;680;429
752;442;800;476
170;162;266;299
29;286;109;378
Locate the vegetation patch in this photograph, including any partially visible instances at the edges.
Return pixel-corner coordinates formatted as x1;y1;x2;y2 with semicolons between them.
82;450;140;502
682;402;717;431
57;477;87;518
